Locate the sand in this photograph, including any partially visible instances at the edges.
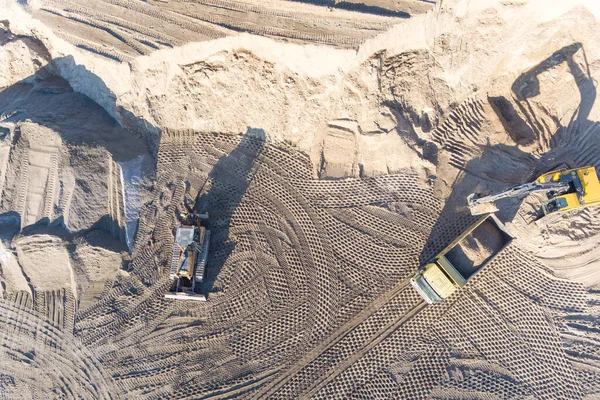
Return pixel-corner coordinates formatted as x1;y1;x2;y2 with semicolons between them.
15;234;75;295
0;0;600;398
445;220;508;278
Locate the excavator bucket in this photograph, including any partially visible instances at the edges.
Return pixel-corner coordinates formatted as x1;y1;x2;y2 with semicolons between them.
467;193;499;215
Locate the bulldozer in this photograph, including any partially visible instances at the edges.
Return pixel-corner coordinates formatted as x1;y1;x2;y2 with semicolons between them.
468;166;600;217
164;212;210;301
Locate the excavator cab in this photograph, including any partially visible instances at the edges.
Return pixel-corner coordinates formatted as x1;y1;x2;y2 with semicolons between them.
468;166;600;218
540;166;600;215
542;197;569;214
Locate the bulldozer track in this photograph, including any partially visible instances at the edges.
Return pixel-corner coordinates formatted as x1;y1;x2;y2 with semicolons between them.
42;151;59;220
2;80;594;397
432;98;486;168
214;375;280;399
0;301;118;399
64;130;445;398
97;0;228;39
16;148;29;225
46;1;182;46
175;8;366;47
55;30;133;63
175;0;396;30
11;290;33;309
0;144;10;199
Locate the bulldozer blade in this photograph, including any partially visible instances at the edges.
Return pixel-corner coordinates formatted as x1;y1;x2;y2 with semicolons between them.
164;292;207;301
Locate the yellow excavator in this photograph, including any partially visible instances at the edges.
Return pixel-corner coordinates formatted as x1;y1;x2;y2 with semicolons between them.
468;166;600;216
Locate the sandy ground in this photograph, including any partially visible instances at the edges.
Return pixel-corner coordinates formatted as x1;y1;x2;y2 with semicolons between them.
1;0;600;398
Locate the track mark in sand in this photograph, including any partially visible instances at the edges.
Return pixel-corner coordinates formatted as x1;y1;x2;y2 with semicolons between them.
172;6;365;48
0;143;10;199
46;0;183;47
54;30;134;63
107;160;125;242
36;0;422;60
303;300;427;398
15;147;29;225
43;151;59;220
46;289;65;328
432;98;486;169
195;368;279;399
0;301;118;399
66;131;437;397
97;0;228;39
11;291;33;309
42;289;76;332
253;278;420;398
175;0;396;30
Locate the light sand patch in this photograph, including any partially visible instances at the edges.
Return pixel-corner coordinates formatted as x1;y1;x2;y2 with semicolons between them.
0;241;30;295
15;234;76;298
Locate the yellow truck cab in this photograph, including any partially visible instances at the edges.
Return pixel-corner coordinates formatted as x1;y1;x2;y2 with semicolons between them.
411;214;513;304
540;166;600;215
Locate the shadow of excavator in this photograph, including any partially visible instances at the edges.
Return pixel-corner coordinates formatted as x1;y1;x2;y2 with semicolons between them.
512;43;596;129
420;42;597;263
490;42;596;147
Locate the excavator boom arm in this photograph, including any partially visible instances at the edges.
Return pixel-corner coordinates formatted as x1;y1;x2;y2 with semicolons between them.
468;180;570;209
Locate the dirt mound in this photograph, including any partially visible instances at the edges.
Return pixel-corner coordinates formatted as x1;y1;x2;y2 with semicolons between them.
445;220;508;277
15;234;75;294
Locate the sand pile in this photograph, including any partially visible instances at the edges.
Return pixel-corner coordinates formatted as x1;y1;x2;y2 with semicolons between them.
70;229;128;310
15;234;75;293
445;219;508;277
0;241;30;297
0;19;147;308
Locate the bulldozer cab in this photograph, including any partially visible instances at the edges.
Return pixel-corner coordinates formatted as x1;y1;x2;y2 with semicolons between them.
175;226;195;245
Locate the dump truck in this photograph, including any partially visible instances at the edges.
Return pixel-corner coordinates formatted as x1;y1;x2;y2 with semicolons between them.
411;214;513;304
468;166;600;217
165;212;210;301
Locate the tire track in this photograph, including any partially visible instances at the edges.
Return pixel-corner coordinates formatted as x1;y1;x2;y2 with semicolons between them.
304;299;426;398
46;1;183;47
175;0;396;30
54;31;133;63
253;278;415;398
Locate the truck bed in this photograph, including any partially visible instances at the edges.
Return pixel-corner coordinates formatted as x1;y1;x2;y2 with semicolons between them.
444;218;510;279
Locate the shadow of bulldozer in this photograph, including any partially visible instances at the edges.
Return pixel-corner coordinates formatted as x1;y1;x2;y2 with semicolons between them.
186;129;267;297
